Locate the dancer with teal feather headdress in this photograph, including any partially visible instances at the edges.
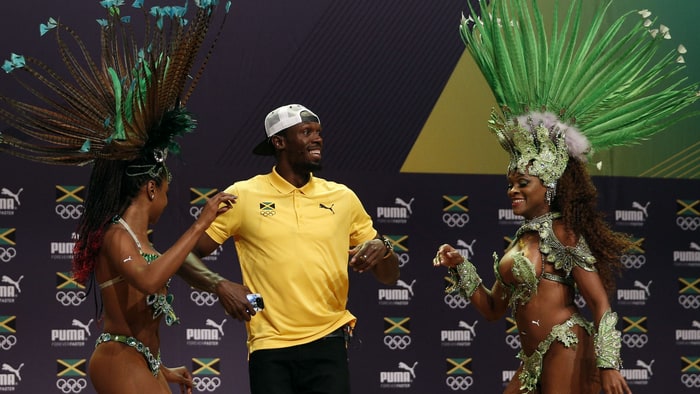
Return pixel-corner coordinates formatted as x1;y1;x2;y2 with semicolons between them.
0;1;237;392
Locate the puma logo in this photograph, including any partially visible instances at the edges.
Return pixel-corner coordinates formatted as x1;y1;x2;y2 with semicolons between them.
319;203;335;214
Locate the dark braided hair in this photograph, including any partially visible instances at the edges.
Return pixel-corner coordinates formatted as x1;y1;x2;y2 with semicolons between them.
71;155;166;285
551;159;632;296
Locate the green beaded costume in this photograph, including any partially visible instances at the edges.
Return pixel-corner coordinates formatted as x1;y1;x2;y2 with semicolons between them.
494;213;620;391
448;0;698;389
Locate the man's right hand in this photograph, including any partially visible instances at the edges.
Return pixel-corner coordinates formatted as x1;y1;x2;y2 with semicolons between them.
214;280;257;321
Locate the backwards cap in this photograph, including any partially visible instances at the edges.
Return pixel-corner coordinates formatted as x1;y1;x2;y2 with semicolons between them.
253;104;320;155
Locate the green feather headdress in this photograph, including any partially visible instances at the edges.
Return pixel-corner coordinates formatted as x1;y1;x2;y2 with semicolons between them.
460;0;699;185
0;0;231;165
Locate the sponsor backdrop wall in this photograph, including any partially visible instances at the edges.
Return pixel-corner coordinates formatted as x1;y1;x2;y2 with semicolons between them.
0;0;699;393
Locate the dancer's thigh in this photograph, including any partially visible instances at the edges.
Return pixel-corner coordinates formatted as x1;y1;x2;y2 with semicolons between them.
89;343;169;394
539;330;600;394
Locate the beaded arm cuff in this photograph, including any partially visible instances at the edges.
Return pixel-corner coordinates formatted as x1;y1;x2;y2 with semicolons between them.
445;260;482;299
594;309;623;370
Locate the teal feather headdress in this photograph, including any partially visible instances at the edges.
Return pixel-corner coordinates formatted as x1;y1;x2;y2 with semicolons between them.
460;0;699;185
0;0;231;165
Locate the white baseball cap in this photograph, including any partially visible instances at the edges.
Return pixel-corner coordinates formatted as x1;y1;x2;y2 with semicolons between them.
253;104;320;155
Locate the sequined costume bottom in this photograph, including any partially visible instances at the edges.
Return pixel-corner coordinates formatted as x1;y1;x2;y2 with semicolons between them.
95;333;162;377
515;313;594;392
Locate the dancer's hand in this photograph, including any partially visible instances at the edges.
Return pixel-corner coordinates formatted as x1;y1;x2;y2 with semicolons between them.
197;192;237;226
162;365;193;394
600;369;632;394
433;244;464;268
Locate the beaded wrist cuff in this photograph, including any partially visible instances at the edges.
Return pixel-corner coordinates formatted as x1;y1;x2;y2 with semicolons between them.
594;309;623;370
445;260;482;299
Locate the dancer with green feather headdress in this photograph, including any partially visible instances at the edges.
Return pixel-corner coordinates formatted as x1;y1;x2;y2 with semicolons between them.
434;0;698;393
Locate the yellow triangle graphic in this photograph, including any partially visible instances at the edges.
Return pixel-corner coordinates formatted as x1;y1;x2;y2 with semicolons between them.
401;49;506;174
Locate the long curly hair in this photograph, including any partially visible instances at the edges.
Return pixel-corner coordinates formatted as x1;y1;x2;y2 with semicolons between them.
551;159;632;295
71;156;166;285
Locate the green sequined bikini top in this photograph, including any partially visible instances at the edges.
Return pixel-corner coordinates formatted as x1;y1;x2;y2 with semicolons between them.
493;212;597;312
97;216;180;326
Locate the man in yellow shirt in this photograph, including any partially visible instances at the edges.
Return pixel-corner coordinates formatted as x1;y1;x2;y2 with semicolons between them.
181;104;400;394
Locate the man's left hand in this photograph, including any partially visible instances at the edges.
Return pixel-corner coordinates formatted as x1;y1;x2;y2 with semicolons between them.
349;239;386;273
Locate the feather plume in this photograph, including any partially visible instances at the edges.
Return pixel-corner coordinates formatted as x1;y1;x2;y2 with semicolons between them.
460;0;699;156
0;0;231;165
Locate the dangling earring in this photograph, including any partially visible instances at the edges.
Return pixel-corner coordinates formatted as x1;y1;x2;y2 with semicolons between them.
545;180;558;206
150;193;155;200
545;187;554;206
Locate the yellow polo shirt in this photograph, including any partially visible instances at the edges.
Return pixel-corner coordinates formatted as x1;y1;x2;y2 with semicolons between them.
206;167;377;353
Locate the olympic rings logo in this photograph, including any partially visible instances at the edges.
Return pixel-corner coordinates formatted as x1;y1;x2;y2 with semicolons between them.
0;247;17;263
444;293;469;309
442;213;470;228
505;335;521;350
621;333;648;348
193;376;221;392
55;204;84;220
620;254;646;269
383;335;412;350
397;253;410;267
678;295;700;309
56;378;87;393
681;374;700;388
0;335;17;350
56;291;86;306
446;376;473;391
190;290;219;306
190;206;203;219
676;217;700;231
